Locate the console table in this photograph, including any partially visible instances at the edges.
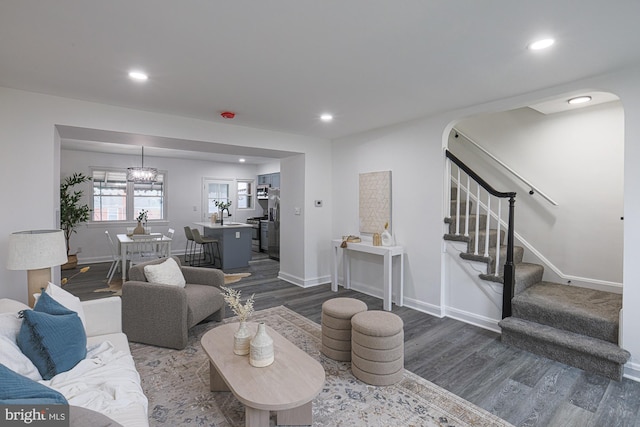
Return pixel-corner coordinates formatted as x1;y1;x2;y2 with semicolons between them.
331;239;404;311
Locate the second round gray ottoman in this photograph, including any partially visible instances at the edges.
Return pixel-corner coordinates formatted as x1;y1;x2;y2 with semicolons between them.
351;310;404;386
321;297;368;361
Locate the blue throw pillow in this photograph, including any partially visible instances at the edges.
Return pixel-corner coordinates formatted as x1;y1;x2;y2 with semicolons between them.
17;291;87;380
0;363;68;405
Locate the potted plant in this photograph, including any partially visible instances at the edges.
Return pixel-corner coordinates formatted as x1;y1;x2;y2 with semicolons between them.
60;172;91;270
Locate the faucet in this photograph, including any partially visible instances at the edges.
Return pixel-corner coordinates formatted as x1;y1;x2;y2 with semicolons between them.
220;208;231;225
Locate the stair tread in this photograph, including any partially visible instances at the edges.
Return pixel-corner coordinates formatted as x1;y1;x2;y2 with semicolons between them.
499;317;630;363
460;246;524;262
513;281;621;343
479;262;543;287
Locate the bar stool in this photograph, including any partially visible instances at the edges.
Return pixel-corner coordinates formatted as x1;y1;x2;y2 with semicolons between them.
183;226;195;265
191;228;221;268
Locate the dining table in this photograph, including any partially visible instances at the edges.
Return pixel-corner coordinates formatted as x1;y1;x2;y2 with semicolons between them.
116;233;172;281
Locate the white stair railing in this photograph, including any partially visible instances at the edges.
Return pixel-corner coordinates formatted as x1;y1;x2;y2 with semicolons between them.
445;150;517;318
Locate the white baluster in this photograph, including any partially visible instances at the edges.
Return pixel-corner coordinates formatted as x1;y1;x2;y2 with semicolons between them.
495;198;502;276
455;166;461;235
447;159;452;219
474;182;480;255
464;174;470;237
484;194;491;257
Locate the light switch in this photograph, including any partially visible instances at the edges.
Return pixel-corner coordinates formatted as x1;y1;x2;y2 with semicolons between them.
294;207;301;215
235;232;240;238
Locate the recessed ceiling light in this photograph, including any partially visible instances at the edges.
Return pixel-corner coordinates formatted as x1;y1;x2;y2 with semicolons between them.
128;71;148;81
320;113;333;122
239;158;246;163
527;38;555;51
567;96;592;105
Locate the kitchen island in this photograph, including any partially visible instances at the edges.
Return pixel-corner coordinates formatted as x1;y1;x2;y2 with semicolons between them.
193;222;253;270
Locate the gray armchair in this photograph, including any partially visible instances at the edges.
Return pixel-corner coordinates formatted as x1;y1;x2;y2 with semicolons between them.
122;256;225;349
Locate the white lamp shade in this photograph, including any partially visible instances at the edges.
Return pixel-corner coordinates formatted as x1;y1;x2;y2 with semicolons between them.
6;229;68;270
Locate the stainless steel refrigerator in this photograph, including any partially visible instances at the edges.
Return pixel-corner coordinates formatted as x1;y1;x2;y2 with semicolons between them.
268;188;280;260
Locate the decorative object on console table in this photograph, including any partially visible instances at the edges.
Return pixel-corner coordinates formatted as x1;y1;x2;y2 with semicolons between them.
250;322;274;367
6;229;68;307
221;286;255;355
60;172;91;269
381;222;394;246
373;233;382;246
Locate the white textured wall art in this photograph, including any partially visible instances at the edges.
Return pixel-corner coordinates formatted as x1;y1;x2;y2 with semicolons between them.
359;171;391;233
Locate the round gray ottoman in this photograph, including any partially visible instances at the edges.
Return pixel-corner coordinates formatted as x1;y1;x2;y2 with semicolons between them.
321;297;368;361
351;310;404;386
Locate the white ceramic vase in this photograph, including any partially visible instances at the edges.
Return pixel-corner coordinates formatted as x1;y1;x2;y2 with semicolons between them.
233;321;251;356
381;229;394;246
249;322;274;367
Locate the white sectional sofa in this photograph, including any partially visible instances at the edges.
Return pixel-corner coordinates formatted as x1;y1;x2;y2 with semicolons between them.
0;296;148;427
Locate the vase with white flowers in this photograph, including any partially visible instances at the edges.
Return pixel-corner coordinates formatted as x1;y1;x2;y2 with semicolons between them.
133;209;148;235
221;286;255;355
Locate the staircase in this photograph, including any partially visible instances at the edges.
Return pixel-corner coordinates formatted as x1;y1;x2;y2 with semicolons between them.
444;187;630;381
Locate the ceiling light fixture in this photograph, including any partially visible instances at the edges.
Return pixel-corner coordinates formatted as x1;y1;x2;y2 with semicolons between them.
320;113;333;122
128;70;149;81
567;96;592;105
127;146;157;182
527;38;555;50
239;158;246;163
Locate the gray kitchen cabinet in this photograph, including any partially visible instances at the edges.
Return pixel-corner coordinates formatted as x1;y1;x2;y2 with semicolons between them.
257;172;280;188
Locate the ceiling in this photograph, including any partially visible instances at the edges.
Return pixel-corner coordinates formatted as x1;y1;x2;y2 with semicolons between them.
2;1;640;158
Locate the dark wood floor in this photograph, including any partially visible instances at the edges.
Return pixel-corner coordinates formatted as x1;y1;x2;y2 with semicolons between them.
64;254;640;427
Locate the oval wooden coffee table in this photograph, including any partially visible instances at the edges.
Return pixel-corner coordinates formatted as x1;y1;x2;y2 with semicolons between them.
201;322;325;427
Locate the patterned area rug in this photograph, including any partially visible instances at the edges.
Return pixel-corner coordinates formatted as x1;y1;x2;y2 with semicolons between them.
92;273;251;295
129;306;512;426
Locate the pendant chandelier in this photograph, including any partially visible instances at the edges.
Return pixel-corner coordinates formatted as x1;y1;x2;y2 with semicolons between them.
127;146;158;182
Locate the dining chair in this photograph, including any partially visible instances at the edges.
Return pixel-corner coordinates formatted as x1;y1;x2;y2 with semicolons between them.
104;230;122;284
161;228;175;257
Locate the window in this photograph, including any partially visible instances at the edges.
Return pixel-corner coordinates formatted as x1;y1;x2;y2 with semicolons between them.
237;180;254;209
92;169;166;222
203;179;231;221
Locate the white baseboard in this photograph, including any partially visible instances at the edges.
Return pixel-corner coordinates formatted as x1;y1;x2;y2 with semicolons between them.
278;271;330;288
403;296;444;318
444;306;501;333
624;362;640;383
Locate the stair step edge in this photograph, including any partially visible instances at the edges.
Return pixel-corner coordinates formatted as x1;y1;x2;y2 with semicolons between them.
499;317;630;363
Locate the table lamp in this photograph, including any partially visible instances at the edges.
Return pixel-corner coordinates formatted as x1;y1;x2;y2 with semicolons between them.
6;229;68;307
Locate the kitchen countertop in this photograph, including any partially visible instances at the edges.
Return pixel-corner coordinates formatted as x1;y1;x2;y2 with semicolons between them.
194;221;253;229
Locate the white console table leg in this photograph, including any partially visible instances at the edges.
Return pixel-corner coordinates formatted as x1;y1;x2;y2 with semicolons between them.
331;244;339;292
383;251;392;311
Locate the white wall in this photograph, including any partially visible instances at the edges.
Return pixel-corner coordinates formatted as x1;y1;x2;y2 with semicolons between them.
60;149;265;263
0;86;331;303
451;102;624;286
332;119;448;314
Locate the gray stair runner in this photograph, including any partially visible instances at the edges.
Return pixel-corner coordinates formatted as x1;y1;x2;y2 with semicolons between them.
444;188;629;380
